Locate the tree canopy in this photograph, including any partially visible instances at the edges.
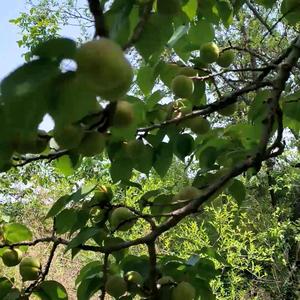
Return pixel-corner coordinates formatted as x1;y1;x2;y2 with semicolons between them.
0;0;299;299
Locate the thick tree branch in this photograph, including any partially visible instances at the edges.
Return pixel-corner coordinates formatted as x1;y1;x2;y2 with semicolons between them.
137;80;271;133
87;0;108;38
99;253;109;300
147;241;158;299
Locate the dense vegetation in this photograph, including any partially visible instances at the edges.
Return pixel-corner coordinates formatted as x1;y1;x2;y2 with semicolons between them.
0;0;299;299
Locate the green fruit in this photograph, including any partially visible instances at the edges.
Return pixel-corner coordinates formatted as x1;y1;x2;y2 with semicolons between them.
174;186;202;202
110;207;136;231
90;207;106;224
113;101;134;128
179;67;198;77
217;50;235;68
157;0;181;15
91;186;113;207
125;271;143;285
54;124;84;149
171;75;194;98
105;275;127;298
160;63;181;87
2;248;23;267
200;42;220;63
157;276;174;286
19;257;41;281
77;132;106;157
76;39;133;101
218;103;237;116
172;281;195;300
185;117;210;134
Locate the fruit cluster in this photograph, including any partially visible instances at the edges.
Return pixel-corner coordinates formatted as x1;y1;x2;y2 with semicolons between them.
1;248;41;282
0;38;136;171
104;271;196;299
168;42;236;136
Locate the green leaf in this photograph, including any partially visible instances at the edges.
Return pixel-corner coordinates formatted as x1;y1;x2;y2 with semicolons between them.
46;186;94;219
198;0;220;23
0;278;13;299
55;209;78;234
1;60;59;98
167;25;189;48
195;258;217;280
3;289;21;300
150;193;174;221
174;134;194;161
248;90;270;124
32;38;77;60
182;0;198;20
0;60;59;134
76;261;102;286
49;73;99;127
3;223;32;243
54;155;76;176
104;237;128;261
77;277;102;300
135;14;173;60
46;195;71;219
110;158;133;182
70;210;90;236
193;278;216;300
120;255;150;278
136;66;156;95
188;20;215;46
34;281;68;300
281;0;300;25
224;124;261;149
153;142;173;177
173;35;194;61
282;91;300;122
256;0;276;8
190;80;206;106
67;227;102;250
216;0;233;26
139;189;164;209
133;144;154;175
145;90;165;109
199;146;218;169
159;62;181;87
228;179;246;206
105;0;135;46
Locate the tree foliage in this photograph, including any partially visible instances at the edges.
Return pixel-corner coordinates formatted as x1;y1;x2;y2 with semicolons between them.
0;0;300;299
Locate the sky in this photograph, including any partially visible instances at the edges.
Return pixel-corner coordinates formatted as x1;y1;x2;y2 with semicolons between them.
0;2;26;81
0;2;89;131
0;1;55;130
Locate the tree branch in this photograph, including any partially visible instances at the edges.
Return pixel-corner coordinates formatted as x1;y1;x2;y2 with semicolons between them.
87;0;108;38
245;0;273;36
